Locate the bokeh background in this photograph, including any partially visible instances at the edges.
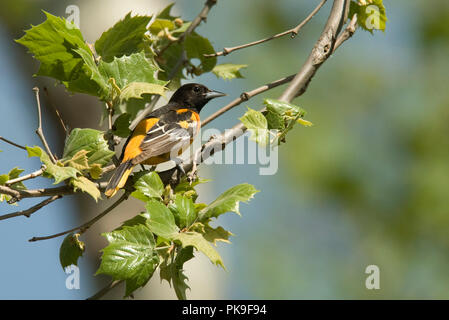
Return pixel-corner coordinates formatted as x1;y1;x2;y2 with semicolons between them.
1;0;449;299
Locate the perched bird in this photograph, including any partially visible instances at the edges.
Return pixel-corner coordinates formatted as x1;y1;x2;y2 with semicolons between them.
104;83;226;198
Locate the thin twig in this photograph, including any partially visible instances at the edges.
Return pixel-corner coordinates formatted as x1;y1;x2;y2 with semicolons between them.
204;0;327;58
0;195;62;221
43;87;68;135
0;136;27;150
333;13;358;52
33;87;56;163
129;0;219;130
5;166;46;186
87;280;123;300
28;192;129;242
202;74;296;127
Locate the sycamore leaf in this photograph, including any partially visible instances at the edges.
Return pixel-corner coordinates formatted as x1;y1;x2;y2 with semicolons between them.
27;146;79;184
97;224;159;297
112;113;132;138
149;19;175;34
145;199;179;238
120;82;167;101
202;224;233;246
212;64;247;81
184;32;217;73
199;183;259;220
239;108;269;146
131;171;164;201
59;233;85;269
62;128;115;166
16;11;101;96
171;194;196;229
159;246;194;300
64;150;90;171
89;163;103;180
70;176;101;201
349;0;387;33
95;12;152;62
173;232;224;269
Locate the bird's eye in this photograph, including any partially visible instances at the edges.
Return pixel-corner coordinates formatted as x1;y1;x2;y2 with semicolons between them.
193;86;200;93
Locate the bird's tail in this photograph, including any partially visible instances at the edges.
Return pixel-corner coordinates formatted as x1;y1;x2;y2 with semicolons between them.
104;161;134;198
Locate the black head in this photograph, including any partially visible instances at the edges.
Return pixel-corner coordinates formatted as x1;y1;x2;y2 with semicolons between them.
169;83;226;112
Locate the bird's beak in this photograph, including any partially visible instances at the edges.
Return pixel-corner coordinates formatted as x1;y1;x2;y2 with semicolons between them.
204;90;226;100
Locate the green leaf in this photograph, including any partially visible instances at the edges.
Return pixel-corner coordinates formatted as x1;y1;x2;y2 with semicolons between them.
95;12;152;62
202;224;233;246
120;82;167;101
112;113;132;138
59;233;85;269
131;171;164;201
349;0;387;33
16;11;101;96
145;199;179;238
70;176;101;201
2;167;27;191
200;183;259;220
149;19;175;34
184;32;217;73
63;149;90;170
62;128;115;166
212;64;247;80
171;194;196;229
89;163;103;180
160;246;194;300
157;3;179;20
27;146;79;184
173;232;224;269
97;224;159;297
239;107;269;146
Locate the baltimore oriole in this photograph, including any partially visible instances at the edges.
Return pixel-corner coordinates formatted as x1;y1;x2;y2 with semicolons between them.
104;83;226;198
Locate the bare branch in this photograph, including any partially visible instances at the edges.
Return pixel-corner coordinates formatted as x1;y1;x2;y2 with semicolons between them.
0;136;27;150
87;280;123;300
43;87;69;135
28;192;129;242
202;74;296;127
5;166;46;186
33;87;57;163
333;13;358;52
204;0;327;58
0;195;62;221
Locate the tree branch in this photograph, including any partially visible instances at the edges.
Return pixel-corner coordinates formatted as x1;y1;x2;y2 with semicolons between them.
33;87;57;163
5;166;46;186
0;195;62;221
28;192;129;242
204;0;327;58
87;280;123;300
0;136;27;150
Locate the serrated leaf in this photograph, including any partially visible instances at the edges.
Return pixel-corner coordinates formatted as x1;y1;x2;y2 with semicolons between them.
173;232;224;269
131;171;164;201
199;183;259;220
171;194;196;229
184;32;216;73
59;233;85;269
212;64;247;81
120;82;167;101
97;224;159;297
95;12;152;62
146;199;179;238
159;246;194;300
239;107;269;146
112;113;132;138
70;176;101;201
27;145;79;184
89;163;103;180
350;0;387;33
202;224;233;246
62;128;115;166
64;149;90;170
16;11;101;96
149;19;175;34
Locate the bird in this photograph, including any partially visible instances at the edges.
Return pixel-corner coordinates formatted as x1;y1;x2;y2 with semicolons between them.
104;83;226;198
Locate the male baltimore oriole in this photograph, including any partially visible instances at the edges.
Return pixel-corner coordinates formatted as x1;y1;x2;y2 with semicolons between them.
104;83;226;198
